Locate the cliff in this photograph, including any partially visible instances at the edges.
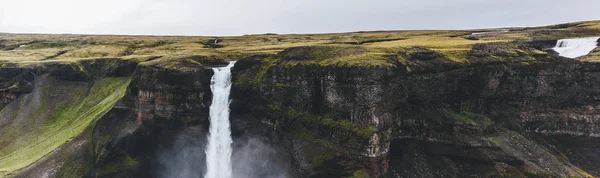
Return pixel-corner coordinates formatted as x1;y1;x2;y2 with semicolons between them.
0;21;599;178
230;44;600;177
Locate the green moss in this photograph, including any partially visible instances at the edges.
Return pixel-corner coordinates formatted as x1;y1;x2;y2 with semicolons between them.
266;104;281;111
322;117;336;127
275;83;289;87
502;128;520;137
338;120;375;138
437;49;470;63
96;153;138;177
572;167;594;178
396;55;407;65
235;57;276;89
51;125;95;178
455;111;493;129
94;135;113;158
490;137;502;146
285;110;374;138
0;77;131;176
282;109;375;166
347;170;370;178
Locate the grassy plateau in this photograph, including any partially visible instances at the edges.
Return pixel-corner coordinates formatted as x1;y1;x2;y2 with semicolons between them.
0;20;599;68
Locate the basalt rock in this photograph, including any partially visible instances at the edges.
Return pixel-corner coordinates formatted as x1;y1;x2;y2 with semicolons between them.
86;62;217;177
231;49;600;177
525;38;559;50
3;58;217;178
2;41;600;178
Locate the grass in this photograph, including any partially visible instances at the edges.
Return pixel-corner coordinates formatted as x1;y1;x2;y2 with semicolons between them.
57;45;127;59
580;48;600;61
1;20;599;67
365;36;507;49
234;57;277;89
0;77;131;176
0;20;597;177
319;52;392;67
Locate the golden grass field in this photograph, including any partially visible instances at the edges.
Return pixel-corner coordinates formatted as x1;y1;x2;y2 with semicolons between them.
1;20;599;66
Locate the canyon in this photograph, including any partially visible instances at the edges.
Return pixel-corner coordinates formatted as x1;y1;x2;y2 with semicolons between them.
0;21;599;178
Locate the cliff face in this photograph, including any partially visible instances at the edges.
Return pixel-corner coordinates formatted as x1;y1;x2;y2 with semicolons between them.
230;45;600;177
0;59;135;177
1;22;600;178
3;46;600;178
0;57;220;177
84;60;220;178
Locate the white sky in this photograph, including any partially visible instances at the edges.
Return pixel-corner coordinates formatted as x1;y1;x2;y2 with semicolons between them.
1;0;599;36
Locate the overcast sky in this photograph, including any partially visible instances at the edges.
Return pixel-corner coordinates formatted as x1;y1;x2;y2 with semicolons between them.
1;0;599;36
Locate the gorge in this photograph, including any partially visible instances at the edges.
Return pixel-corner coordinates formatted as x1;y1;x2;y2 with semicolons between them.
0;20;600;178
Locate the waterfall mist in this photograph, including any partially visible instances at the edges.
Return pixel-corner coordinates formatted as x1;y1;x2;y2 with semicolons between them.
157;127;208;178
231;137;291;178
158;61;290;178
158;133;291;178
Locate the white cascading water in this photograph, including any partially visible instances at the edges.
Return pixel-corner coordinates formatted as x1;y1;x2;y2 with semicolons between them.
205;61;236;178
552;37;600;58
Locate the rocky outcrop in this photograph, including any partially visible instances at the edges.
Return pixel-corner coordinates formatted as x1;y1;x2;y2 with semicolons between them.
87;61;221;177
0;67;35;110
128;65;214;126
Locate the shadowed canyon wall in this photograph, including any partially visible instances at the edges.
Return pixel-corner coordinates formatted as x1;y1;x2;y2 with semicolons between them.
0;41;599;178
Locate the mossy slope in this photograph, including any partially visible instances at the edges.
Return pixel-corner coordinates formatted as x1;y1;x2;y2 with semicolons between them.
0;76;131;176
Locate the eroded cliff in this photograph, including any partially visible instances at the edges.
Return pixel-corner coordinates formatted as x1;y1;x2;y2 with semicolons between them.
229;43;600;177
0;21;599;178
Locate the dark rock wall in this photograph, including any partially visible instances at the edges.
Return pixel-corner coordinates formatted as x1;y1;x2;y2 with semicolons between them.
6;60;217;178
231;58;600;177
90;64;216;177
4;53;600;178
127;65;213;126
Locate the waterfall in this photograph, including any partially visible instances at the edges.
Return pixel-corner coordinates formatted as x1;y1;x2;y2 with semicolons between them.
552;37;600;58
205;61;236;178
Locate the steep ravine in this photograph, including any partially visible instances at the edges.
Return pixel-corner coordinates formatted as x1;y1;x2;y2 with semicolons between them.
0;41;599;178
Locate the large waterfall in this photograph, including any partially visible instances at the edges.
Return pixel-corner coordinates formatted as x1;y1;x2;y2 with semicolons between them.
552;37;600;58
205;61;236;178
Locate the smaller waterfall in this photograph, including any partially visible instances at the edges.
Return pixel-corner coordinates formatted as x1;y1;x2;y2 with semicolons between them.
552;37;600;58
